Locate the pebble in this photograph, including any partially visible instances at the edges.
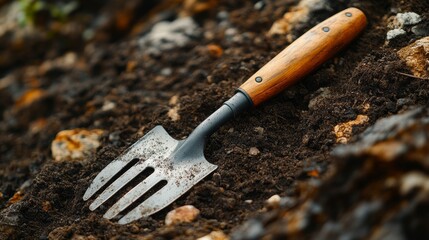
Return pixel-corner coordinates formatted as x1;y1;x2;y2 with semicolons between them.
397;36;429;78
268;0;329;39
101;101;116;111
108;131;121;142
224;28;238;39
181;0;218;16
334;115;369;144
139;17;200;55
400;172;429;195
249;147;260;156
160;68;172;76
254;1;265;11
395;12;421;26
254;126;264;135
207;44;223;58
169;95;179;105
168;105;181;122
265;194;281;209
386;29;406;40
197;231;229;240
396;98;412;108
51;129;104;161
245;199;253;204
217;11;229;21
165;205;200;226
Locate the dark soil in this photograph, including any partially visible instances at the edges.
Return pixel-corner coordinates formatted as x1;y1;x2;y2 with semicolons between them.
1;0;428;239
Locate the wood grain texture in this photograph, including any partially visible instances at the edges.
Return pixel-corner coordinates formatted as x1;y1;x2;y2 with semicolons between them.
239;8;367;106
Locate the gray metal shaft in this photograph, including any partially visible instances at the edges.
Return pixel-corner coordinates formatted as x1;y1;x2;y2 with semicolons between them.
173;91;252;160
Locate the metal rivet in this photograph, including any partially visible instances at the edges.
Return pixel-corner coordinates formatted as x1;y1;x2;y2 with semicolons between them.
255;76;263;83
322;27;330;32
345;12;352;17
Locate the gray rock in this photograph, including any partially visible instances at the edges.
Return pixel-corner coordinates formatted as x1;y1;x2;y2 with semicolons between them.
139;17;200;55
396;12;422;26
387;29;406;40
254;1;265;11
217;11;229;21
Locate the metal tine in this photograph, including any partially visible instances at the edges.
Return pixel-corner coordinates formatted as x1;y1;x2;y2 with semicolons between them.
83;158;134;201
83;126;173;201
117;181;191;224
103;171;164;219
89;158;156;211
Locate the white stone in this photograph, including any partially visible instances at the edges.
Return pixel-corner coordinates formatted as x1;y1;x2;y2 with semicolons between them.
249;147;260;156
266;194;281;208
396;12;422;26
165;205;200;225
387;29;406;40
101;101;116;111
197;231;229;240
139;17;199;55
400;172;429;195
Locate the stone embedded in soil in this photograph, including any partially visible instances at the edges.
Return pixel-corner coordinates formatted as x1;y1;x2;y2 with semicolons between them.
207;44;223;58
249;147;260;156
101;101;116;111
268;0;329;41
169;95;179;105
168;105;181;121
197;231;229;240
139;17;200;55
397;36;429;78
395;12;422;27
334;115;369;144
386;29;406;40
400;172;429;195
168;95;181;121
165;205;200;226
51;129;104;161
180;0;219;17
265;194;281;209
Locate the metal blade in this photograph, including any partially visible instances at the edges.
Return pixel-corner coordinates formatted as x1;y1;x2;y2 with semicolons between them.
83;126;178;201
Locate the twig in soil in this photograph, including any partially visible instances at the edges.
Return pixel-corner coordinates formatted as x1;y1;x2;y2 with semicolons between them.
396;71;429;80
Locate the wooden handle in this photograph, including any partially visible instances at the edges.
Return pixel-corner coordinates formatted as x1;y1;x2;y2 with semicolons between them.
239;8;367;106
